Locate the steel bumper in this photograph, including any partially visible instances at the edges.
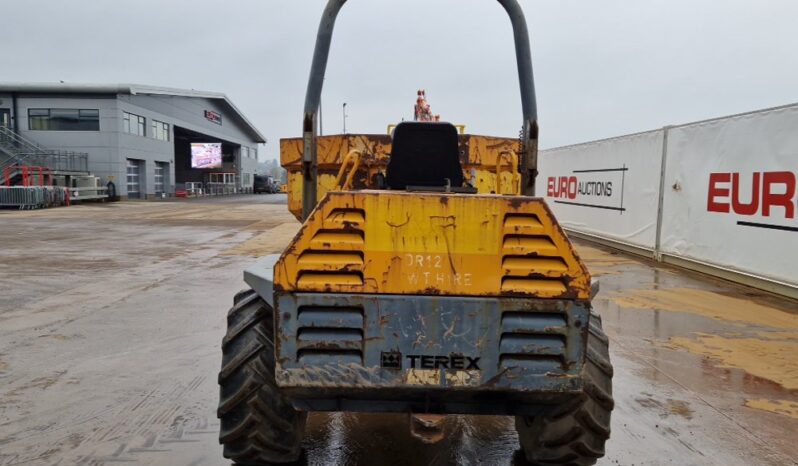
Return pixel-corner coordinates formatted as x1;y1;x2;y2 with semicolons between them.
273;292;590;415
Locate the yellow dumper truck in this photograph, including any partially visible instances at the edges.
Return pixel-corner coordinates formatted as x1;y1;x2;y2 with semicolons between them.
217;1;614;464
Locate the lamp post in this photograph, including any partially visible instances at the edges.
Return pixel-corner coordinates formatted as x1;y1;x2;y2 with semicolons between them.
343;102;348;134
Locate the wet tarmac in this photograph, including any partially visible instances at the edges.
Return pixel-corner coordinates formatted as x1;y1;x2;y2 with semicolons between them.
0;195;796;466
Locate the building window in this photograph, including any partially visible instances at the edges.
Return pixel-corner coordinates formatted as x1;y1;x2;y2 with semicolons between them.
123;111;146;136
152;120;169;141
126;159;143;199
28;108;99;131
154;162;168;194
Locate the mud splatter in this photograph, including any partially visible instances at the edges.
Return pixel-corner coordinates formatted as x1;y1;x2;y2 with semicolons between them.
8;370;68;396
611;287;798;330
757;331;798;340
573;244;639;275
666;333;798;389
222;222;301;256
745;399;798;420
37;333;70;341
634;395;694;419
667;400;695;420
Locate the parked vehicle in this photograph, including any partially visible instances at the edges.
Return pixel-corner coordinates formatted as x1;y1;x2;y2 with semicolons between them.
253;174;278;194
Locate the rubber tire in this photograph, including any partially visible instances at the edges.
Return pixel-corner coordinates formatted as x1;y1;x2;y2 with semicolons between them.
515;310;614;466
218;289;307;465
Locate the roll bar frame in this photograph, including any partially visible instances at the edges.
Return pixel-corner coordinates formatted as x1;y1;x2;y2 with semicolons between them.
301;0;539;219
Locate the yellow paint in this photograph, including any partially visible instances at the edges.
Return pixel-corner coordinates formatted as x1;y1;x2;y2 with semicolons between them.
495;151;521;195
666;333;798;389
745;399;798;420
611;288;798;330
298;272;363;287
297;252;364;267
502;257;568;272
333;150;363;190
273;191;591;299
280;133;522;219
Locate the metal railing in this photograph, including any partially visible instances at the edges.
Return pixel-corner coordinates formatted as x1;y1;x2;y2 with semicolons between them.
0;126;89;173
205;183;240;196
0;186;69;209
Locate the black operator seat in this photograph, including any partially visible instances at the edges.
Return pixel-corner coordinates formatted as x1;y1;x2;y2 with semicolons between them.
386;122;464;190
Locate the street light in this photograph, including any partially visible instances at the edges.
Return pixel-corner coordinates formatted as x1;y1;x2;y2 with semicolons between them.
343;102;348;134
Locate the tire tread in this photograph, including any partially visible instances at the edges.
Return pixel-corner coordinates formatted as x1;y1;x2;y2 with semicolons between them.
516;310;614;466
217;289;306;465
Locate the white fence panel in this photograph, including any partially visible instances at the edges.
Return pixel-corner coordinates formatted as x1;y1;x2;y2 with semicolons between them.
660;105;798;286
538;130;665;251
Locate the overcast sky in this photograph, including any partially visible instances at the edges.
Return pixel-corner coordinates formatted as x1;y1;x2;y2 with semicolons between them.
3;0;798;160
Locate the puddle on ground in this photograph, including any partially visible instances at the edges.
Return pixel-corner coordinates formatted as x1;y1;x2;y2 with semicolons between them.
610;287;798;330
745;399;798;420
665;333;798;389
303;412;522;466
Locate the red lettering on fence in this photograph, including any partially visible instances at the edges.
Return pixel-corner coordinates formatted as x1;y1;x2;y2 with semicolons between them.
708;171;796;219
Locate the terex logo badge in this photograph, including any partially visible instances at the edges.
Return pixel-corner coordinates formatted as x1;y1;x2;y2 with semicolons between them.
407;355;481;370
381;351;402;370
380;352;482;370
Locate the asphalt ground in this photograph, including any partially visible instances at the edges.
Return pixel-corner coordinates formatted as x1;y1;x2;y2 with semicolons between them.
0;194;796;466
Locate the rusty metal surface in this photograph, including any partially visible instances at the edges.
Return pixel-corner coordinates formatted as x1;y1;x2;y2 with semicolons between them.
282;134;392;219
273;191;592;299
272;293;589;411
0;195;796;465
280;134;523;219
295;0;539;214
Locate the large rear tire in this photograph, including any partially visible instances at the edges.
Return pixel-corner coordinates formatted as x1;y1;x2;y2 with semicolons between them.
515;310;614;466
218;289;306;465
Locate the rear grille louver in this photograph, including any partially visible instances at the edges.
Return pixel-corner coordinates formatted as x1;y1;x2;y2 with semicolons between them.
274;192;592;299
296;305;365;364
296;208;366;288
500;214;570;295
499;311;568;373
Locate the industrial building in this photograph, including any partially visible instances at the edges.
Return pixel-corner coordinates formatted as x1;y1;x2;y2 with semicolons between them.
0;83;265;199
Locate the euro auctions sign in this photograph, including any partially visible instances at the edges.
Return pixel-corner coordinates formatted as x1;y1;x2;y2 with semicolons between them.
541;104;798;289
538;130;665;250
660;104;798;287
707;171;797;232
546;168;626;212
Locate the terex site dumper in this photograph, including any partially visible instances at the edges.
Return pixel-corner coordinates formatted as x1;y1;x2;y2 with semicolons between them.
217;1;614;464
